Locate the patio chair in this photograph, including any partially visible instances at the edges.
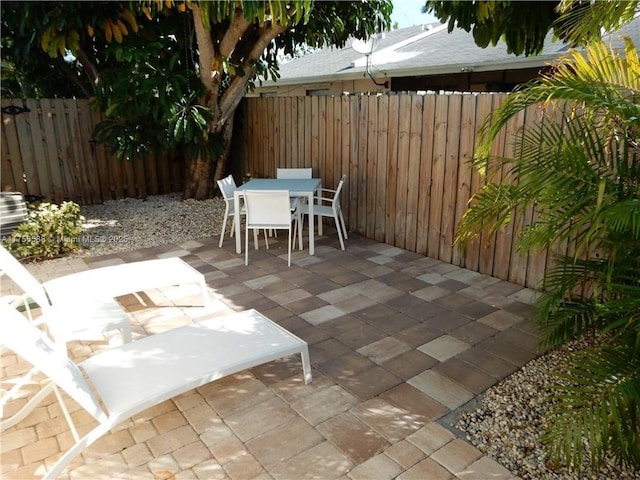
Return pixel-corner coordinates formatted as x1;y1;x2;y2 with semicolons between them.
217;174;246;247
276;167;313;211
244;190;294;267
0;245;209;350
0;304;311;479
276;168;312;179
295;174;348;250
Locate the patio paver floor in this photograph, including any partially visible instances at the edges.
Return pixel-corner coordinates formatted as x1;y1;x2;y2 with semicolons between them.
1;228;535;479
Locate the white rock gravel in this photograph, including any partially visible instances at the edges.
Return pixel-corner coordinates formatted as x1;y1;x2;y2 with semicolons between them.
456;340;640;480
75;193;226;257
71;195;640;479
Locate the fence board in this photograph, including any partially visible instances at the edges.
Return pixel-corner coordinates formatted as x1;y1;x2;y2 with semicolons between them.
439;94;462;263
385;94;400;245
319;97;328;181
375;95;389;242
40;99;65;203
452;93;477;266
427;95;449;258
26;99;51;198
365;96;378;240
14;101;40;196
394;95;411;248
355;97;368;234
325;98;336;186
405;95;423;251
341;97;352;224
464;93;493;271
284;97;292;168
416;94;436;256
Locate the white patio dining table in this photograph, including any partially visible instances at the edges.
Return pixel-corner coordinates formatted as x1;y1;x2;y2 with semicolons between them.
233;177;322;255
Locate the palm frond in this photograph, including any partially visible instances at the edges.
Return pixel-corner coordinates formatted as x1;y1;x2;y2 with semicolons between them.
475;40;640;164
543;335;640;470
555;1;640;48
600;200;640;239
454;182;522;246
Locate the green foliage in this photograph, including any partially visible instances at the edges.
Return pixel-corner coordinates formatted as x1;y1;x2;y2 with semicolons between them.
168;94;225;161
92;23;210;162
2;0;392;197
0;1;141;98
425;1;640;56
455;38;640;471
3;201;84;260
544;335;640;469
425;0;558;56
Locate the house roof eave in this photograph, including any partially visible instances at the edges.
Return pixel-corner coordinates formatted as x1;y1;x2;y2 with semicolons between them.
258;54;561;89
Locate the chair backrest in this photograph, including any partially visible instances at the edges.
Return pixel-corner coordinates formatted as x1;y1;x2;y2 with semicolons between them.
0;304;107;423
244;190;292;228
0;245;51;310
217;174;237;201
276;168;312;179
332;175;347;208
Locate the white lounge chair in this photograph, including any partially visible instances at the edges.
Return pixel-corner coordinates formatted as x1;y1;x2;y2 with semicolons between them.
0;245;210;350
0;304;312;479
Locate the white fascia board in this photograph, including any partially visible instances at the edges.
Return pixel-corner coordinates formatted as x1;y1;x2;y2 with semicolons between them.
260;53;561;87
380;54;561;77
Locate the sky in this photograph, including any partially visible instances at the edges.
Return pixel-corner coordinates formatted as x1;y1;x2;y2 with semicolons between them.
390;0;438;28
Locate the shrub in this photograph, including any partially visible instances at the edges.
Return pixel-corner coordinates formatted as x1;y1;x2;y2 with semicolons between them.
3;201;84;260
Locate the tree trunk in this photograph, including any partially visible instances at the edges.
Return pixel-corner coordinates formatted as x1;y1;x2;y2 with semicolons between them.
183;155;214;200
182;110;236;200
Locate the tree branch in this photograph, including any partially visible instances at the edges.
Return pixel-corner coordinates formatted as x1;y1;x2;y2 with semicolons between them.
75;47;100;87
219;6;251;58
192;5;218;95
217;23;285;125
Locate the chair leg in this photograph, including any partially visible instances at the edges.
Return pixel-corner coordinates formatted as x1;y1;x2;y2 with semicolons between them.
218;212;229;248
230;216;236;238
334;215;345;250
338;210;347;239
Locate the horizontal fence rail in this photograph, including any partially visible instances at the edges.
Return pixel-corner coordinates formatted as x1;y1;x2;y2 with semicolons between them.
1;99;183;204
239;92;552;289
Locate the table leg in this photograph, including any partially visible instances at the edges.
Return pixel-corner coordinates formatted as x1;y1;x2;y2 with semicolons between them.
234;192;242;254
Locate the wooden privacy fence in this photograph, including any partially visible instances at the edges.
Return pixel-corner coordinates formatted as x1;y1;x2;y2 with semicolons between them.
1;98;183;204
239;92;550;289
2;93;552;289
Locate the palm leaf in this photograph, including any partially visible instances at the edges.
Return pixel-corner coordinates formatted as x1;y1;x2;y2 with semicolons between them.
543;335;640;470
475;40;640;165
555;1;639;48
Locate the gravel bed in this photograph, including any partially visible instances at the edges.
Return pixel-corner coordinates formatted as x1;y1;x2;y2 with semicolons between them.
75;193;226;257
456;340;640;480
71;195;640;479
